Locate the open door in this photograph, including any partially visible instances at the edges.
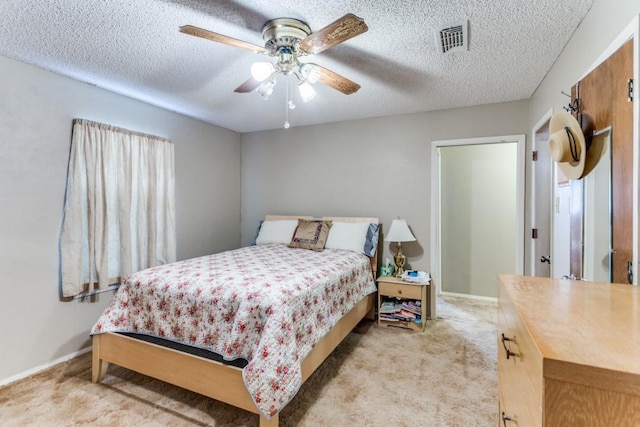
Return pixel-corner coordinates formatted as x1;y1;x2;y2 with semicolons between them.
531;113;553;277
573;38;633;283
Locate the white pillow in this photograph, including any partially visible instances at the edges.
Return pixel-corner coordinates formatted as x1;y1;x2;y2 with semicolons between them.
255;220;299;245
325;221;370;253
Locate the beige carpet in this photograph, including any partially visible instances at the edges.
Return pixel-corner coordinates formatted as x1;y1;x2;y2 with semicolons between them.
0;296;497;426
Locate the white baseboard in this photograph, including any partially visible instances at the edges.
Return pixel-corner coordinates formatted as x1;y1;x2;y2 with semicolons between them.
0;346;91;388
440;291;497;302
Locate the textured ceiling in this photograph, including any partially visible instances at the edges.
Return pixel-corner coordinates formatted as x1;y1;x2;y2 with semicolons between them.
1;0;594;133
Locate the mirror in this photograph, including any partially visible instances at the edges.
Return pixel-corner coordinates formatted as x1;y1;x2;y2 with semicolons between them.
582;127;612;282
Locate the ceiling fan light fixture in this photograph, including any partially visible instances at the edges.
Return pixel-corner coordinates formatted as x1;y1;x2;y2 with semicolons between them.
299;63;321;84
257;79;276;100
298;81;316;102
251;62;276;81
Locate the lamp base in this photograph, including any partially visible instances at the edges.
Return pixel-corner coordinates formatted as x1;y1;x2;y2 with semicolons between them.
394;243;406;278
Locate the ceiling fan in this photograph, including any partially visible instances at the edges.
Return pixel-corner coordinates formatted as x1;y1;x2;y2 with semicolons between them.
179;13;368;102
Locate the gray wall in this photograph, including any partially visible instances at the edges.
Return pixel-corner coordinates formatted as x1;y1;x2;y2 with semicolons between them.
0;55;241;382
241;101;530;272
440;143;518;298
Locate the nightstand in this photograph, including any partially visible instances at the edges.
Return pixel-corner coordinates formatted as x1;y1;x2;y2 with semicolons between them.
377;275;429;332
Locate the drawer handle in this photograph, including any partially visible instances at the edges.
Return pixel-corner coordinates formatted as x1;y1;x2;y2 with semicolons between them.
501;412;513;426
501;333;517;359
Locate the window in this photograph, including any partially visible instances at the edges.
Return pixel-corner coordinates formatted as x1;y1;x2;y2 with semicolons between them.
60;119;176;298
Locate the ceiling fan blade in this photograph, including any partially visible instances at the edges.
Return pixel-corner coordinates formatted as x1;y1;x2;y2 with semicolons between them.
234;77;264;93
312;64;361;95
299;14;368;55
179;25;270;55
234;72;279;93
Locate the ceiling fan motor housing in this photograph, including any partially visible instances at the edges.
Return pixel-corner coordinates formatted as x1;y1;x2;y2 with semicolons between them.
262;18;311;56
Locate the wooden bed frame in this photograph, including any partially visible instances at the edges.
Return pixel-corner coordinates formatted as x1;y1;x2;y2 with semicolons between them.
92;215;379;426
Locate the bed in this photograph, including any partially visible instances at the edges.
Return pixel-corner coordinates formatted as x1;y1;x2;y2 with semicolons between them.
91;215;379;426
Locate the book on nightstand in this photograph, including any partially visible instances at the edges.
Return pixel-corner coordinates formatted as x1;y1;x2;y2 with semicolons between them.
379;297;422;323
401;270;431;284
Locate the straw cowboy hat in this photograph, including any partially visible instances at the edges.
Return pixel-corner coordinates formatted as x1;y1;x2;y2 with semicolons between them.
548;110;605;180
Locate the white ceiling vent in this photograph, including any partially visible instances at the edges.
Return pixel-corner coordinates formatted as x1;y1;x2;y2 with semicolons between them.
437;21;468;53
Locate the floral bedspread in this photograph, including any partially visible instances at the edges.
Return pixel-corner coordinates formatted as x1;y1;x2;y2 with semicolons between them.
91;244;376;419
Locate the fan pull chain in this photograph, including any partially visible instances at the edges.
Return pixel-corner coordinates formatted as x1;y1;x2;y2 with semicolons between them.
284;80;291;129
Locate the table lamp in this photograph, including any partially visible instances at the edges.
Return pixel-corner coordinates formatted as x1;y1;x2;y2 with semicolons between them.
384;218;416;278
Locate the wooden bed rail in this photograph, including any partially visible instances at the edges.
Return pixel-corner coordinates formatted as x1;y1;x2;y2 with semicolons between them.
92;293;375;426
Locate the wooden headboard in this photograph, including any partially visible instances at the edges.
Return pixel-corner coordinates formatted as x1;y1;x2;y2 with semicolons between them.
264;215;380;278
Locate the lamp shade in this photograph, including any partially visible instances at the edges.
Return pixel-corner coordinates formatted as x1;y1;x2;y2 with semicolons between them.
385;218;416;242
300;63;321;83
297;80;316;102
251;62;275;81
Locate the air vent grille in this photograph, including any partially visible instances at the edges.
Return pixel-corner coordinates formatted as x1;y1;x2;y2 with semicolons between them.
438;22;468;53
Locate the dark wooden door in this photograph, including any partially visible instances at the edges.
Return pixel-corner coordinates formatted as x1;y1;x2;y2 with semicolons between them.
576;38;633;283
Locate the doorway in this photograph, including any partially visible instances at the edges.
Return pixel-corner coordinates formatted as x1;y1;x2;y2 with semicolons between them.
431;135;525;299
531;109;553;277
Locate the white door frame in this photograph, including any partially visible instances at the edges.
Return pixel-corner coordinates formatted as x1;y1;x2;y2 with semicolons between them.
530;108;554;276
430;134;526;297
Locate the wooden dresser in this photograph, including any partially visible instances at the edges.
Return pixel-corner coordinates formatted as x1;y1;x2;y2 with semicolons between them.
498;274;640;426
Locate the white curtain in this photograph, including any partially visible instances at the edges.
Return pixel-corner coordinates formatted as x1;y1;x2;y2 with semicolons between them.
60;119;176;298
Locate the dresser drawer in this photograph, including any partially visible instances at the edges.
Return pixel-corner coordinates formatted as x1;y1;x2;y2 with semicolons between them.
498;274;640;426
378;281;422;300
498;282;543;426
